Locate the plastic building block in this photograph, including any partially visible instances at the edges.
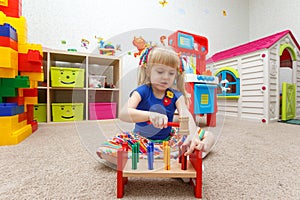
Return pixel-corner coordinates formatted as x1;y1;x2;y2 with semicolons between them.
0;123;32;146
23;88;37;97
20;71;44;82
30;120;38;133
0;23;17;41
0;67;17;78
0;46;18;69
0;0;8;7
6;95;24;105
0;36;18;50
24;96;37;105
1;75;30;88
0;14;27;44
18;88;23;96
29;80;37;88
18;111;26;122
0;0;22;18
18;43;42;56
18;50;43;72
0;102;24;116
0;114;27;133
25;104;33;122
0;86;17;97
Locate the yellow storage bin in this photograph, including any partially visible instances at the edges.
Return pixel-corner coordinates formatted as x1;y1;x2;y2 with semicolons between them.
34;103;46;122
52;103;84;122
50;67;85;88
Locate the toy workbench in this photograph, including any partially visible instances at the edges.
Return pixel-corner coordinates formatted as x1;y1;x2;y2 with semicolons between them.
117;147;203;198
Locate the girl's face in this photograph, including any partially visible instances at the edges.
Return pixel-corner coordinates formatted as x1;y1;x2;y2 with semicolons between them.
150;64;177;94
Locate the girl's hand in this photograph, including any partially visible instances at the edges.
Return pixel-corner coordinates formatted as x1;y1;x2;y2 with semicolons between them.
149;112;168;129
182;135;207;156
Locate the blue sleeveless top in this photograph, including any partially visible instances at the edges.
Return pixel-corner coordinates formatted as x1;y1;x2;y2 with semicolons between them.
131;84;182;140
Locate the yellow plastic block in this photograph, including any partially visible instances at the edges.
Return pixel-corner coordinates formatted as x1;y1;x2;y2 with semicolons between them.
18;88;23;97
0;46;18;69
19;43;43;57
0;12;28;44
30;80;38;88
24;97;38;105
3;124;33;145
0;115;19;133
0;67;17;78
20;72;44;82
0;0;8;6
0;11;6;24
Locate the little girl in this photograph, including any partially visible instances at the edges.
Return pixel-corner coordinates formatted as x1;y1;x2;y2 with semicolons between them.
97;46;215;165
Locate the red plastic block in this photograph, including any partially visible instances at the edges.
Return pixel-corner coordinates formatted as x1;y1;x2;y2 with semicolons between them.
30;120;38;132
0;0;22;18
0;36;18;51
26;104;33;122
23;88;37;97
18;50;43;72
7;95;24;105
18;111;27;122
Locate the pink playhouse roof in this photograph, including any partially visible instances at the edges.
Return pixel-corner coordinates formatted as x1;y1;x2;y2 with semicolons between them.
207;30;300;63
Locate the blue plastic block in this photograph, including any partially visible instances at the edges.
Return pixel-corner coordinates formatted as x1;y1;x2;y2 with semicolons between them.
0;23;18;41
0;103;24;116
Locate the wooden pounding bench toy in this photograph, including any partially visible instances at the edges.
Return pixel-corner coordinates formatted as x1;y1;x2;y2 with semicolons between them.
117;117;203;198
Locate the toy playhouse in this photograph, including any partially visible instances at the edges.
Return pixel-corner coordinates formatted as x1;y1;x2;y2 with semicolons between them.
207;30;300;123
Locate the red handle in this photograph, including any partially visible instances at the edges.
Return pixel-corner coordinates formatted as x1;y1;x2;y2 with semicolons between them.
147;121;180;127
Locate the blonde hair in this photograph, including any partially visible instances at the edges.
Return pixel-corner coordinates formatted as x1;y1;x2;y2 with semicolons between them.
137;46;189;105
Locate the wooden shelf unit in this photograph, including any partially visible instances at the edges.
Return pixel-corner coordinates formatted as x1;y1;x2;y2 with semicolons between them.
38;49;121;123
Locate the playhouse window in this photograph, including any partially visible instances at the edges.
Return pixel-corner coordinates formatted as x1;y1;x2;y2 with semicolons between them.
280;49;293;68
216;69;240;98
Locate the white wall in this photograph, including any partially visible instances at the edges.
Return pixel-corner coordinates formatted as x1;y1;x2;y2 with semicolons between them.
249;0;300;43
22;0;249;57
22;0;249;106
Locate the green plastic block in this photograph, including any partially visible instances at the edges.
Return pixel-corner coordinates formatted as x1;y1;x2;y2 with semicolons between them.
1;76;30;88
0;87;18;97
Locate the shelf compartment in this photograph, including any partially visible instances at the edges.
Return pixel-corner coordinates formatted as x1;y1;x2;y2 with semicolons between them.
89;102;117;120
88;90;119;103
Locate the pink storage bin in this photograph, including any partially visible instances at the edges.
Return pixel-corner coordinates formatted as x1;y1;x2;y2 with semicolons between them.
89;102;117;120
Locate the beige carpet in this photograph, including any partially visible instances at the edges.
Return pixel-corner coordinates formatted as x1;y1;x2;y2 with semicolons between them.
1;117;300;199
